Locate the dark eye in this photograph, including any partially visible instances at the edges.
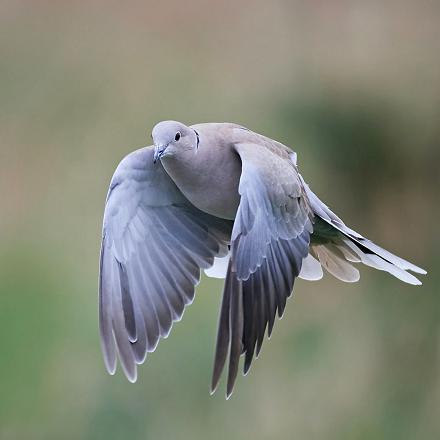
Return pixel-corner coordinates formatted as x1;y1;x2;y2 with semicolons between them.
174;132;181;141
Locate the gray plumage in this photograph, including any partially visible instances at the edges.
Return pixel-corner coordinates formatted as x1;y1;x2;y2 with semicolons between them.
99;120;426;398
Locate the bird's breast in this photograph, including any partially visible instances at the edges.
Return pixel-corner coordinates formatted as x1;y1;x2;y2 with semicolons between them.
161;145;242;220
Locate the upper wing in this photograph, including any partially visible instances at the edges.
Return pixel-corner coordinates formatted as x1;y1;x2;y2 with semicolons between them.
211;142;314;397
99;147;232;382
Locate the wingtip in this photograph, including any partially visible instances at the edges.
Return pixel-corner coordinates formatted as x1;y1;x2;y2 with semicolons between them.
243;362;251;376
107;366;116;376
209;382;234;399
209;380;218;396
210;373;221;396
105;359;138;383
127;372;137;383
122;364;138;383
226;378;237;400
104;357;117;376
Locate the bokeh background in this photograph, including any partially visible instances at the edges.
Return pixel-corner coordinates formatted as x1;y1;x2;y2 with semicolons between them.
0;1;439;439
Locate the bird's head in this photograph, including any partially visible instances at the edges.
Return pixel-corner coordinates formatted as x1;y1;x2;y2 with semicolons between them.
152;120;199;163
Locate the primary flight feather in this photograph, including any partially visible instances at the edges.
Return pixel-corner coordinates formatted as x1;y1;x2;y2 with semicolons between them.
99;121;426;398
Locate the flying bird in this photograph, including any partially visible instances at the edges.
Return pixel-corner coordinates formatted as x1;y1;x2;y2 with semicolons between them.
99;121;426;398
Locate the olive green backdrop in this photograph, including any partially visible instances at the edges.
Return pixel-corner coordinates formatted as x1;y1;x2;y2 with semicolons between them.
0;1;439;439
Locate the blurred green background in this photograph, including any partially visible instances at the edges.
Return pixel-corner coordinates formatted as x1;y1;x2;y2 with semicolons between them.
0;1;439;439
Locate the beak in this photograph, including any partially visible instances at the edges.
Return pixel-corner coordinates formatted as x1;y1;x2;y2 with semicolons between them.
153;144;166;163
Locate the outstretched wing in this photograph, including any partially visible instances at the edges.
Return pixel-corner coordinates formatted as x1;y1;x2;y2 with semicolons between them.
211;142;314;398
100;147;232;382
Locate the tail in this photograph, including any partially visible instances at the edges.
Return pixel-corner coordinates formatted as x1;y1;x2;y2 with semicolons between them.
298;177;427;285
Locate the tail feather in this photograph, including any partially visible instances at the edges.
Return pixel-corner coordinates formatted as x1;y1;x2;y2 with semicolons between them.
336;240;362;263
353;237;426;275
298;173;426;285
342;239;422;285
298;253;323;280
312;213;427;284
311;244;360;282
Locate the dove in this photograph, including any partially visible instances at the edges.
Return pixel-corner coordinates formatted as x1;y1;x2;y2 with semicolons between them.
99;120;426;398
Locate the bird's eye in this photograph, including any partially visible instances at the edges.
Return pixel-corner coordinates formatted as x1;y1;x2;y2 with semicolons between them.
174;132;181;141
